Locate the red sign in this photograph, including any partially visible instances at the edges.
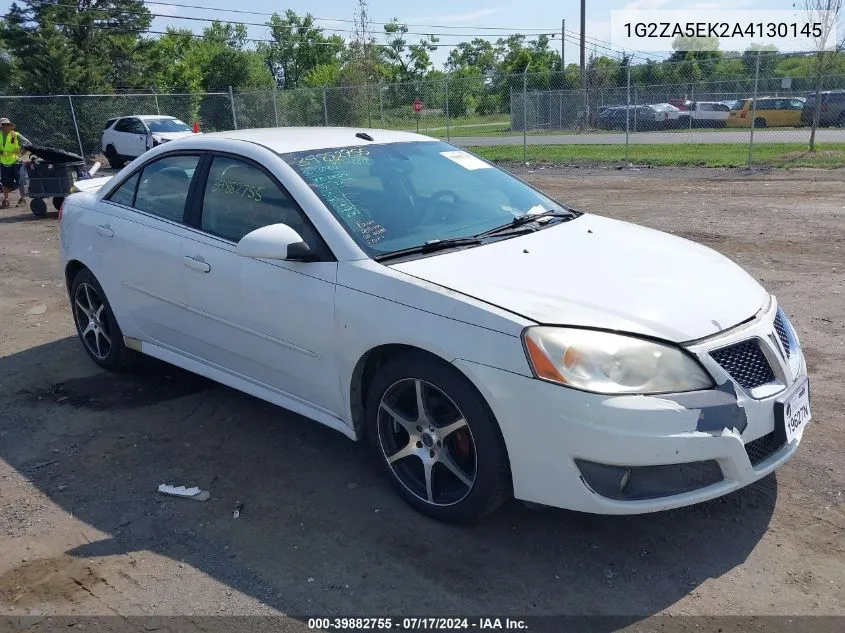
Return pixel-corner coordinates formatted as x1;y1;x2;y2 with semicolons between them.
412;99;423;113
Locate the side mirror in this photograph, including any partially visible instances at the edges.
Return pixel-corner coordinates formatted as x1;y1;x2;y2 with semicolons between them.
236;223;316;262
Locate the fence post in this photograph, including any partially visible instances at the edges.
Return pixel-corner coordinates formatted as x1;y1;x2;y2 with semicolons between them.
366;84;372;128
747;50;761;168
523;63;530;163
625;64;631;165
323;86;329;126
378;81;385;128
444;75;450;141
688;83;693;129
67;95;85;159
272;84;279;127
151;87;161;115
229;86;238;129
633;86;637;133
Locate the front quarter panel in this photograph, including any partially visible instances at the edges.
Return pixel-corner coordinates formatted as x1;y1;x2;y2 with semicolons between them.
59;192;102;287
335;259;534;424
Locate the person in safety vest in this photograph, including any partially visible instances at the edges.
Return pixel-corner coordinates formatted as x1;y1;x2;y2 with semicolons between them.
0;117;31;209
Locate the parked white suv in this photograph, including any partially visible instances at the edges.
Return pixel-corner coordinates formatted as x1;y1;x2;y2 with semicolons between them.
101;115;196;168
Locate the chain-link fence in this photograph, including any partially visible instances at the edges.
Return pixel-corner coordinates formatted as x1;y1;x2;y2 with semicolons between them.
2;51;843;166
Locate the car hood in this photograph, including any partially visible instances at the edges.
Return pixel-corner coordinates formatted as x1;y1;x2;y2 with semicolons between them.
152;131;196;140
390;214;768;342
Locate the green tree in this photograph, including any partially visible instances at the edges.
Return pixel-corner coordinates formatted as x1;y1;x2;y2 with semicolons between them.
263;10;344;90
446;39;498;75
2;0;152;92
382;19;437;83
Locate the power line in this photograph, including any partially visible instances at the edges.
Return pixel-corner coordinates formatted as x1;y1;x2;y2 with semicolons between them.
141;1;557;32
37;21;495;49
10;3;559;41
18;0;557;34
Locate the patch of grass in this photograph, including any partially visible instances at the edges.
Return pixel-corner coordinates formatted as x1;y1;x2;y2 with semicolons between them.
468;143;845;168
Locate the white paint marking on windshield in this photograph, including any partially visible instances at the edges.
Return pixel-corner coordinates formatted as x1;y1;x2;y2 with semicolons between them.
439;150;493;171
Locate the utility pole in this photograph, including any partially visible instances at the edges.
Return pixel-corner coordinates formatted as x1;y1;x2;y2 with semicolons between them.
561;19;565;70
579;0;586;88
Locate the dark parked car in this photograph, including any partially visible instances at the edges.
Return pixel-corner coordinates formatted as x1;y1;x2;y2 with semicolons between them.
596;105;670;131
801;90;845;128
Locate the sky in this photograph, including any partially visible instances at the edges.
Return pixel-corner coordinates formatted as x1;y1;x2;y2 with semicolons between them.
3;0;838;66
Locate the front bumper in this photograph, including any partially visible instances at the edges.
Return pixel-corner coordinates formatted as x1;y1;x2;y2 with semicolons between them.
455;298;809;514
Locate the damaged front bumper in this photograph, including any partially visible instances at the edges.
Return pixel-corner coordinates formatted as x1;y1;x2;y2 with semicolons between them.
454;298;809;515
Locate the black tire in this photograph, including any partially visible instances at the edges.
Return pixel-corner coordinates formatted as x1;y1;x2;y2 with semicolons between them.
52;196;64;210
837;113;845;129
754;117;767;128
105;145;124;169
30;198;47;218
365;351;512;524
69;268;137;371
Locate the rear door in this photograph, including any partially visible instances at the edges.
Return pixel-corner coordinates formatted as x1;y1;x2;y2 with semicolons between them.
110;118;134;156
178;152;342;415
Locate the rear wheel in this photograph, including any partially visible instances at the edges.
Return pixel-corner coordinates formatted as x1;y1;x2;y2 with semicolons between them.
105;145;124;169
69;268;137;371
837;113;845;129
366;352;512;524
754;117;767;128
30;198;47;218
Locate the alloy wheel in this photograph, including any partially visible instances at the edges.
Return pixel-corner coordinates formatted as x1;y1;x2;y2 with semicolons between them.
73;282;112;360
377;378;477;506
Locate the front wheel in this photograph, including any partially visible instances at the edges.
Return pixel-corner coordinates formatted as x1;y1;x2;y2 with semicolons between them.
366;352;512;524
754;117;767;128
69;268;137;371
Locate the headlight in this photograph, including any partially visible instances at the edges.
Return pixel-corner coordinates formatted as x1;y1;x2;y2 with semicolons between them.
522;326;714;395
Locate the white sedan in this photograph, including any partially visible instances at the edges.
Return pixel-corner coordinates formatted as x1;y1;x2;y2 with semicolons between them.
58;128;811;524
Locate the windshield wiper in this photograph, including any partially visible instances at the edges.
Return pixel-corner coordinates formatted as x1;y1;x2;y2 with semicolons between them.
477;209;575;237
374;237;483;262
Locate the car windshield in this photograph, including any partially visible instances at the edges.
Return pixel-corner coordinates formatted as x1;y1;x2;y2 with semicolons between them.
282;141;572;256
145;118;192;133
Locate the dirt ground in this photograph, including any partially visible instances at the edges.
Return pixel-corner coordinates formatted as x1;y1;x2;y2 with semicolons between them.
0;167;843;629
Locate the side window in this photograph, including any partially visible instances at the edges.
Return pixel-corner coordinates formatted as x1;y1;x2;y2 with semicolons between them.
201;156;318;245
127;119;147;134
134;154;200;223
107;172;140;207
113;118;131;133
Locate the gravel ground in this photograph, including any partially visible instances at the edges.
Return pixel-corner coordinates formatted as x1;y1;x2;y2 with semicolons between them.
0;167;843;630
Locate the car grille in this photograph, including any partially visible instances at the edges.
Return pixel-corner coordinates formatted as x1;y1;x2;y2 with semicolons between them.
773;311;791;357
745;431;786;467
710;339;776;390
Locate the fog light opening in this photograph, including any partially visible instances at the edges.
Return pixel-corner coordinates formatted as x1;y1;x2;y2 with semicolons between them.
619;468;631;493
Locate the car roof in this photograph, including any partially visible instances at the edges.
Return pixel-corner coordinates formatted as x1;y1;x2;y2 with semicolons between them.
198;127;440;154
130;115;179;120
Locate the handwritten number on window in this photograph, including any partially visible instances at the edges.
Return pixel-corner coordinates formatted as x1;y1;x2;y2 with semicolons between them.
212;177;265;202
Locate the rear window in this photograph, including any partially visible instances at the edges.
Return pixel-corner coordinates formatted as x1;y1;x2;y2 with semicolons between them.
104;118;118;130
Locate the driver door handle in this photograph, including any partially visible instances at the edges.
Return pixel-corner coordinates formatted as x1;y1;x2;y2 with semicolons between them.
96;224;114;237
183;255;211;273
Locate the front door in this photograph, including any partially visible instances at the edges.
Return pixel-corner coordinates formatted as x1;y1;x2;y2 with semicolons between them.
178;154;342;416
96;153;202;349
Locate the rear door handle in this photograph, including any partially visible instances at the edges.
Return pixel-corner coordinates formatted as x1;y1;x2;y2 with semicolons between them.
183;255;211;273
96;224;114;237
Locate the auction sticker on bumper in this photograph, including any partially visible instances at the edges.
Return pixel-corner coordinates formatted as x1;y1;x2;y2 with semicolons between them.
781;378;811;444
